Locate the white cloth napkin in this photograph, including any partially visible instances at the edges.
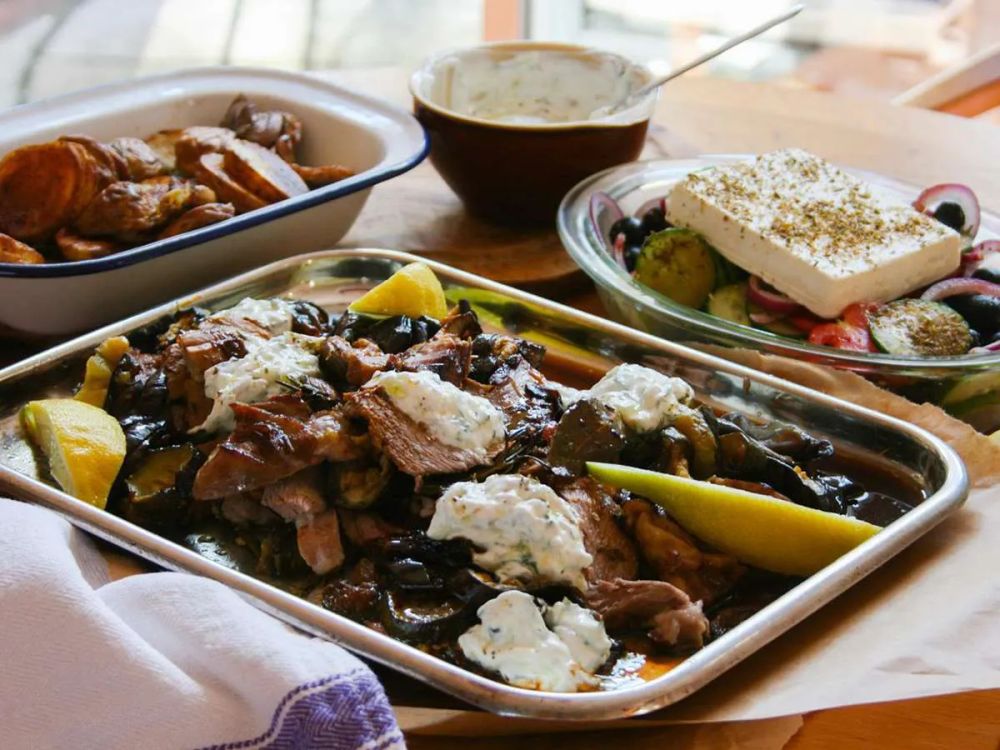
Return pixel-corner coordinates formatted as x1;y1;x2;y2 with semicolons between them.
0;498;405;750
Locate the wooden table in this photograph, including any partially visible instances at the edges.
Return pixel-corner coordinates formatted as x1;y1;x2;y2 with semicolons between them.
10;70;1000;748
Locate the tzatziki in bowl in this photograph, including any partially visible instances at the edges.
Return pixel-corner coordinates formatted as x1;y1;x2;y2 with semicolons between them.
410;42;656;224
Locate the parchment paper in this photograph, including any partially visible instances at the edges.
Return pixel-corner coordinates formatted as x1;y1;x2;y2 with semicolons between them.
391;352;1000;734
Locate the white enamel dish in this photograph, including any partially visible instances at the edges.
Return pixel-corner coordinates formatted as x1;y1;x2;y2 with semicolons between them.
0;68;427;338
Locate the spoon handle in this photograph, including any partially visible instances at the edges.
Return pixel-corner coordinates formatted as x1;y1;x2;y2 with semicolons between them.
631;4;804;100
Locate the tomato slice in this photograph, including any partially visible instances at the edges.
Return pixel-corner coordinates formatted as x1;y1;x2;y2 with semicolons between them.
841;302;878;329
808;321;876;352
788;312;823;334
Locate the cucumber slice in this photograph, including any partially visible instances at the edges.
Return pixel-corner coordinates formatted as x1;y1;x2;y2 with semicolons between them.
868;299;972;356
941;369;1000;407
712;251;748;287
707;283;750;325
634;228;716;309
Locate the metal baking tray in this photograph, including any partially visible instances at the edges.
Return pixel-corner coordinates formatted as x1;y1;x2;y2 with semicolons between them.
0;249;968;720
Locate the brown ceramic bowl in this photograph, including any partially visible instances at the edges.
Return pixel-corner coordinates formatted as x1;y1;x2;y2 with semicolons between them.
410;42;656;225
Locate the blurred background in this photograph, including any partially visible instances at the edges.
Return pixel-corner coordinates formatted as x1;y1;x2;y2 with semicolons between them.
0;0;997;117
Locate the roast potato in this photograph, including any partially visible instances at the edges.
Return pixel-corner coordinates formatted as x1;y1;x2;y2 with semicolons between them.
55;228;119;261
0;141;105;241
157;202;235;239
0;233;45;264
75;177;216;241
292;162;355;188
222;139;307;203
144;129;182;172
109;137;169;181
59;135;129;183
191;153;267;214
173;126;236;175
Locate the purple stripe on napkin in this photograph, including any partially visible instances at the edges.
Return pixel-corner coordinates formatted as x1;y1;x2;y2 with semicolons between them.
198;668;404;750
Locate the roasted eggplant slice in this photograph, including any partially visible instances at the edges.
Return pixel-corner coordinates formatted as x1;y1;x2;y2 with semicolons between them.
122;443;199;528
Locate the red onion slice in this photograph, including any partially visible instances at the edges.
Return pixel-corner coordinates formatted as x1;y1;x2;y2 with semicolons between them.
970;340;1000;354
589;192;624;251
746;276;802;313
635;196;667;218
921;277;1000;301
749;310;784;325
913;183;981;238
962;240;1000;277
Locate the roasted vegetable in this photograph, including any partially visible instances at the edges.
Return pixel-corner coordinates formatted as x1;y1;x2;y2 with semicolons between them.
634;229;717;309
672;409;718;478
122;443;199;528
289;300;330;336
75;336;130;407
549;399;624;474
329;458;392;509
333;312;441;354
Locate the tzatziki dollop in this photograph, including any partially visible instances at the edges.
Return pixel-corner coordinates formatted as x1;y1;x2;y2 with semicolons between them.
457;591;611;692
209;297;299;335
197;332;322;433
545;598;613;673
431;50;638;124
365;370;505;461
586;363;694;433
427;474;592;591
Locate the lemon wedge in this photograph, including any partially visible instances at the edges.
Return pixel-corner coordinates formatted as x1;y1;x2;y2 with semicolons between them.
21;399;126;509
349;262;449;319
588;462;880;577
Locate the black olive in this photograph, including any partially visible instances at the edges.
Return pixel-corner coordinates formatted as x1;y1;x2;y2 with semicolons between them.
609;216;645;246
932;201;966;233
972;267;1000;285
640;206;670;234
624;243;642;272
944;294;1000;339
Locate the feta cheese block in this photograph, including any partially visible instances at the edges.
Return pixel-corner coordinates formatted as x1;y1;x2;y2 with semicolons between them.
667;149;961;318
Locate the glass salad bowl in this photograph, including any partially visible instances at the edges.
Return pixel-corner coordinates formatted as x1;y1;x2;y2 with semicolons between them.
557;157;1000;433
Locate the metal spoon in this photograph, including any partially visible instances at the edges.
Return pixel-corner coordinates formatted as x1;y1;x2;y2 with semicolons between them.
608;4;804;113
